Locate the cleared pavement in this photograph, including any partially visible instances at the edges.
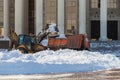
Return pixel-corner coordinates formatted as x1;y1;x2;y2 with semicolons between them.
0;69;120;80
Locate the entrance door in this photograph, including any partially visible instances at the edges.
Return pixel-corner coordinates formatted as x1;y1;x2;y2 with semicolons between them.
107;21;118;40
91;21;100;40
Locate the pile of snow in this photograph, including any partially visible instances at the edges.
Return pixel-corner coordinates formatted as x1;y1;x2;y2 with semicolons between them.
56;34;66;38
0;49;120;75
91;41;120;57
40;34;66;46
40;39;48;46
48;23;57;32
0;37;10;41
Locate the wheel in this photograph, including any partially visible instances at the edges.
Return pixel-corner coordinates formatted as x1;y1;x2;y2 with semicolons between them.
17;44;28;53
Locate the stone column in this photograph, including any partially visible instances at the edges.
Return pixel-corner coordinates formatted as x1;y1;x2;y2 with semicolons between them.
15;0;25;35
35;0;43;35
58;0;64;34
99;0;108;41
4;0;9;37
79;0;86;34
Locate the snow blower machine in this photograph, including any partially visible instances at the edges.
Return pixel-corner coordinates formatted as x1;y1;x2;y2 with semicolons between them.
9;23;90;53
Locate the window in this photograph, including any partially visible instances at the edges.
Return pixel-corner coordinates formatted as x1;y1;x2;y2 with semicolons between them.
28;0;35;34
65;0;78;34
0;0;3;27
108;0;117;8
91;0;117;8
91;0;100;8
9;0;15;29
43;0;57;27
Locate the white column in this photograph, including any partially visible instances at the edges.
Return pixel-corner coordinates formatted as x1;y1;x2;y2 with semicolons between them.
15;0;24;35
99;0;108;41
79;0;86;34
58;0;64;34
35;0;43;35
4;0;9;37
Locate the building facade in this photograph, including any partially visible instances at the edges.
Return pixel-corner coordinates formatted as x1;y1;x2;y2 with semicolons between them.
0;0;120;41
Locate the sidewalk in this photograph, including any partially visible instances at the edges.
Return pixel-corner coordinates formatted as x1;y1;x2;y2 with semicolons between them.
0;69;120;80
63;69;120;80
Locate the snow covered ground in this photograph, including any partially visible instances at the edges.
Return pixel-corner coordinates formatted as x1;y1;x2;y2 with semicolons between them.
0;41;120;75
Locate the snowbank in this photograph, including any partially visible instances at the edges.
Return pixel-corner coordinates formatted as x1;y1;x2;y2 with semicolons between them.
0;49;120;75
0;37;10;41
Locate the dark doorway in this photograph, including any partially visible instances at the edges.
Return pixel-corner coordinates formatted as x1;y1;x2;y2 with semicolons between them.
107;21;118;40
91;21;100;40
